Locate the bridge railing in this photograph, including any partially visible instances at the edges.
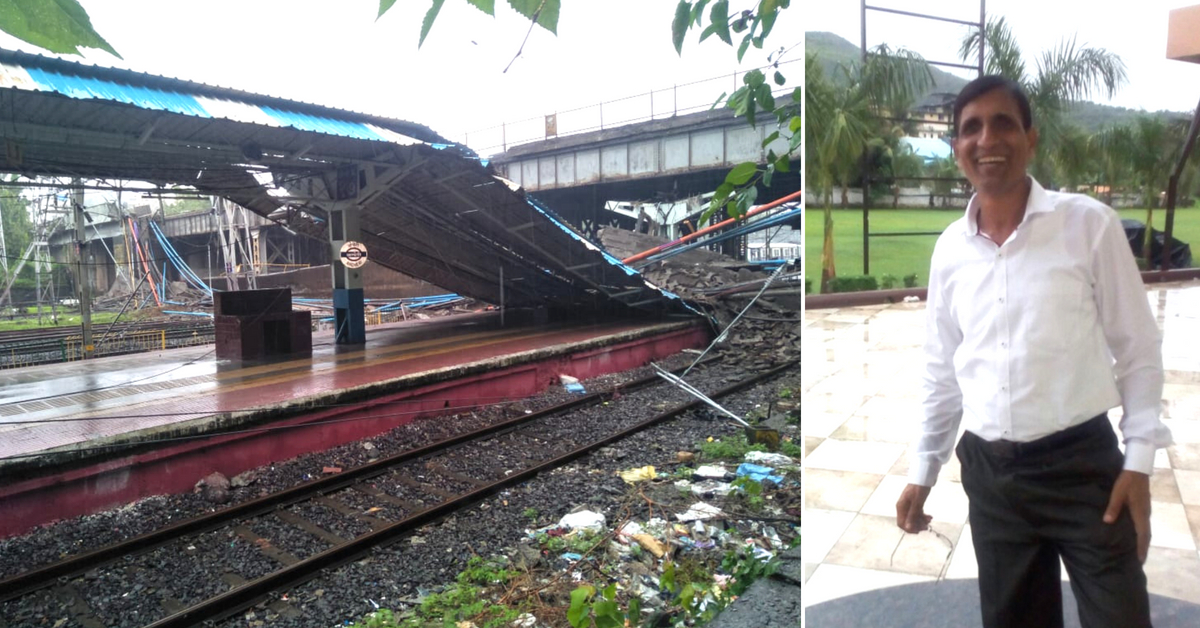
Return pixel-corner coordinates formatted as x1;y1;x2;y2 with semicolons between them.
462;58;800;157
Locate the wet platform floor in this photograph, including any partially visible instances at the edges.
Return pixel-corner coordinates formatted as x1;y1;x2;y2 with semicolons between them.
802;280;1200;626
0;312;700;466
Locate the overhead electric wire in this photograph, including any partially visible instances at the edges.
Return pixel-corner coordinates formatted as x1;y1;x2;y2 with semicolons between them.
92;273;150;349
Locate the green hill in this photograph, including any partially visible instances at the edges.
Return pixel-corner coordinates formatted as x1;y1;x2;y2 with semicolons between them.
805;31;1188;132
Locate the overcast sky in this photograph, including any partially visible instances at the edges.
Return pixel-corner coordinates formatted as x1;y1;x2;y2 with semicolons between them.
805;0;1200;114
0;1;802;156
1;1;1194;153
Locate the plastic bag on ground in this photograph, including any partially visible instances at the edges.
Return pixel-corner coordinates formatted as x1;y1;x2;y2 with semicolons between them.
694;464;729;479
559;374;586;394
618;465;657;484
736;462;784;484
619;521;644;537
689;480;734;496
558;510;606;532
743;451;798;469
631;533;667;557
676;502;723;521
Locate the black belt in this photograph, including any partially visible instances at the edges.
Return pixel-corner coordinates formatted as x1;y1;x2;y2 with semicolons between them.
969;413;1109;460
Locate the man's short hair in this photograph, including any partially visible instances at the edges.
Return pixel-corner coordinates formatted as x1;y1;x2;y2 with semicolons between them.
952;75;1033;135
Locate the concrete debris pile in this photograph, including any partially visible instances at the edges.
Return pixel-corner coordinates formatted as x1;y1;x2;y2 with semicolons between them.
94;279;213;314
598;228;800;367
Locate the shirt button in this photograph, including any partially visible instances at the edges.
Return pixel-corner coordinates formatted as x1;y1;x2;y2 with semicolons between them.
1002;386;1008;391
998;297;1004;303
1001;342;1007;348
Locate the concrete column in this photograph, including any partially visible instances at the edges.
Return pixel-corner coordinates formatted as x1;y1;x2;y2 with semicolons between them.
329;203;365;345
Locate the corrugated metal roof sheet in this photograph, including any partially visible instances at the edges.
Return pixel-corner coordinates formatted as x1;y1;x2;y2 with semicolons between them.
0;48;438;147
22;65;212;117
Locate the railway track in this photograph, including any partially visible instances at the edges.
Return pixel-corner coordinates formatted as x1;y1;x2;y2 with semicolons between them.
0;320;215;369
0;359;794;628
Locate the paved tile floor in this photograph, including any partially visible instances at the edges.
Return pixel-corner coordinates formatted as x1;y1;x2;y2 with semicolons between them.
803;281;1200;626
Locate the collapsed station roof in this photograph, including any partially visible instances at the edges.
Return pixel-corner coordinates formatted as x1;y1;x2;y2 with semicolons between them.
0;48;697;318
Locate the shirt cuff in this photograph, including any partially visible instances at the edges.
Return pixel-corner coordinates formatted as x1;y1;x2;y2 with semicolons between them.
1123;439;1157;475
907;458;941;487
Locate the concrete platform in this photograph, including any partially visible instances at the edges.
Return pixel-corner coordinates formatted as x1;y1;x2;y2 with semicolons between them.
802;280;1200;626
0;311;707;536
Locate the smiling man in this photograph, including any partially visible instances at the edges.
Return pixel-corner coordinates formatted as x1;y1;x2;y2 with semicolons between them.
893;75;1172;628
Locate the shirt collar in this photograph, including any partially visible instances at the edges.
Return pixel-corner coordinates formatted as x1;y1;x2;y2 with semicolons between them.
962;176;1055;237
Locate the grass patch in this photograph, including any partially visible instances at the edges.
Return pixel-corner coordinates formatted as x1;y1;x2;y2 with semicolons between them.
0;311;125;332
700;433;768;461
349;556;524;628
805;206;1200;293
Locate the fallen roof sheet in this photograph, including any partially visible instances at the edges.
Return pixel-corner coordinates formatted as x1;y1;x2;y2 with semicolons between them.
0;48;700;319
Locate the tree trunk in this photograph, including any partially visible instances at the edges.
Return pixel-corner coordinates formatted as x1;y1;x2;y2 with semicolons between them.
821;191;837;294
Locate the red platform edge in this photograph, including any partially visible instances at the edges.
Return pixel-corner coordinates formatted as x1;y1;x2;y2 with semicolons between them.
0;326;707;538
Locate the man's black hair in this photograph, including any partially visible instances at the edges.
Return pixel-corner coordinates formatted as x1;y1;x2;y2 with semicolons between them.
952;75;1033;135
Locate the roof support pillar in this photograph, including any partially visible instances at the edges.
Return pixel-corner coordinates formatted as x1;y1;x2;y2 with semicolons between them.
329;201;365;345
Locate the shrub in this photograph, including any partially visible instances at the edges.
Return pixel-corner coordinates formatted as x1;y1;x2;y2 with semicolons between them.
827;275;878;293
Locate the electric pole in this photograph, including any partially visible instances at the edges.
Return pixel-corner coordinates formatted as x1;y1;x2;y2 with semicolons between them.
73;180;93;359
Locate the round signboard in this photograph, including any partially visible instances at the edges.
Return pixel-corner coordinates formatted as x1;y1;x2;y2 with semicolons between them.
339;241;368;268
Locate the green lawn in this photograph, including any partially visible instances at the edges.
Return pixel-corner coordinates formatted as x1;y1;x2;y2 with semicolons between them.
804;206;1200;293
0;311;124;332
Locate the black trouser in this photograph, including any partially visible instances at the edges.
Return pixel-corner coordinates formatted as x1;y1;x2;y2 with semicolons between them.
956;415;1152;628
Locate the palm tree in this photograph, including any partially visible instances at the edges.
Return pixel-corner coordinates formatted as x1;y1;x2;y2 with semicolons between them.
927;155;963;208
959;17;1127;186
806;46;933;292
806;55;864;292
1093;115;1189;265
1089;126;1134;207
1049;124;1097;192
866;128;925;208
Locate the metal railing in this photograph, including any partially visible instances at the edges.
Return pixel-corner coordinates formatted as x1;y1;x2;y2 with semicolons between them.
460;58;801;157
1;325;216;369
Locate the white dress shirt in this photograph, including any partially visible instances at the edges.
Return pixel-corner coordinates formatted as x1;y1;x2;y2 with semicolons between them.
910;177;1172;487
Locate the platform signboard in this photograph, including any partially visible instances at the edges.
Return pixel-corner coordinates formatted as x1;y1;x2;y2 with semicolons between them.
339;241;368;268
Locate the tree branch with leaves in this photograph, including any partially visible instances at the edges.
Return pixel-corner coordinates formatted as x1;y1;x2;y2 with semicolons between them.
671;0;798;224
